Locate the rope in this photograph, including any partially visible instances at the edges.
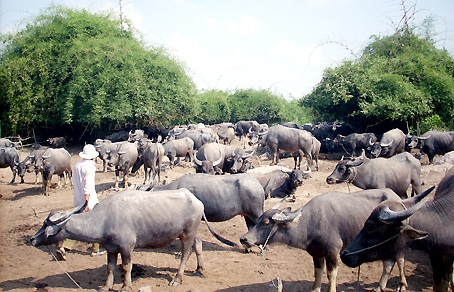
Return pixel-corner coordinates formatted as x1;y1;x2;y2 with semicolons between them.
258;224;280;290
47;247;84;290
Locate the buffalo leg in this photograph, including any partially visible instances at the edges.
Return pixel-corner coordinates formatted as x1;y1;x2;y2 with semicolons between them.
312;257;325;292
430;254;454;292
120;251;133;292
114;168;120;189
171;235;195;286
376;259;399;292
192;236;204;276
9;165;17;183
325;255;339;292
99;252;118;292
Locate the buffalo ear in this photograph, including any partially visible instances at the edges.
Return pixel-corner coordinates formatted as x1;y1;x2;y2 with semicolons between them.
280;207;292;214
400;224;429;240
45;224;61;237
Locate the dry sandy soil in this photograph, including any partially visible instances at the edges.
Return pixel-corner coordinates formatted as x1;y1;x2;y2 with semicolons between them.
0;139;452;292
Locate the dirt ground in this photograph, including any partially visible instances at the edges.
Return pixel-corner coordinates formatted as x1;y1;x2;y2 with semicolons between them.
0;138;452;292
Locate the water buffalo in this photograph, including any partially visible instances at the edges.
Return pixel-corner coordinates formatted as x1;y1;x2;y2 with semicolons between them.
106;142;139;189
47;137;66;148
340;180;452;291
41;148;72;196
194;143;253;174
216;124;236;145
234;120;261;140
369;128;405;158
0;138;22;148
320;137;341;153
105;130;129;142
254;168;311;199
0;147;20;183
128;129;145;142
16;150;48;184
94;140;124;173
240;188;406;292
25;148;48;184
131;141;164;184
170;129;214;150
30;188;205;291
326;152;421;198
408;130;454;164
292;136;320;170
338;132;377;157
249;124;313;170
151;173;265;231
162;137;194;169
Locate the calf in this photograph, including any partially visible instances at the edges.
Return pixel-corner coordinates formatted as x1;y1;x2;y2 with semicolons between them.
254;169;310;199
240;188;406;292
30;188;205;291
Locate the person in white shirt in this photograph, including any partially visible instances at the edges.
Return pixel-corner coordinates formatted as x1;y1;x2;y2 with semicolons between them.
56;144;105;261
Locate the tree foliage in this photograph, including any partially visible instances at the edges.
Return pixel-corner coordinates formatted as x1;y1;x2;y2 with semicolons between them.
301;23;454;133
0;5;196;137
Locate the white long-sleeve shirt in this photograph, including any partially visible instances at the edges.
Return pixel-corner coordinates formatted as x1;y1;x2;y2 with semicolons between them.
72;159;99;210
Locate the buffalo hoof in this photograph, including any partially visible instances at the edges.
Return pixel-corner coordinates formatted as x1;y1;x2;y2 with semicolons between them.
192;270;204;277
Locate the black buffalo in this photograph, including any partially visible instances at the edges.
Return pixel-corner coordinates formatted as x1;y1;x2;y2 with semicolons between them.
338;132;377;157
408;130;454;164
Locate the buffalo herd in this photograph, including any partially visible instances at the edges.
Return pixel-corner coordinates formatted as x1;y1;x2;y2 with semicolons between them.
2;121;454;291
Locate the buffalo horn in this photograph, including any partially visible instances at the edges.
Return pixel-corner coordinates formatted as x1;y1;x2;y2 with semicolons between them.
48;201;88;224
346;159;364;167
380;140;393;147
14;158;19;166
258;129;268;136
242;149;255;159
271;196;289;209
378;186;435;224
417;135;430;140
369;138;375;146
118;151;126;155
213;149;223;167
42;154;51;159
193;151;202;166
272;205;304;223
302;167;312;175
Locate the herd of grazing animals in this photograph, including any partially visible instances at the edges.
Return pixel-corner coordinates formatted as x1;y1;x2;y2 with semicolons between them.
1;121;454;291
